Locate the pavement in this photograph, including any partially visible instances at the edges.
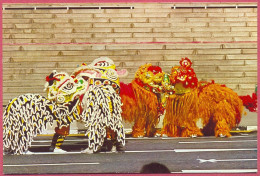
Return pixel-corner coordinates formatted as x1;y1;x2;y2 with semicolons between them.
3;132;257;174
2;106;258;175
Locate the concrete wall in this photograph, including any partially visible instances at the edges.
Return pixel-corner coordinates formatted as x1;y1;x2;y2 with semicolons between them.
2;2;257;106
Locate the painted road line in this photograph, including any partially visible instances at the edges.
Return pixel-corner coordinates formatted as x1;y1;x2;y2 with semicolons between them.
230;135;256;138
180;169;257;173
30;144;51;147
179;140;257;144
174;148;257;153
125;149;175;153
32;139;89;143
23;151;82;155
12;148;257;155
197;158;257;163
23;150;176;155
4;162;100;167
30;144;87;147
22;150;173;155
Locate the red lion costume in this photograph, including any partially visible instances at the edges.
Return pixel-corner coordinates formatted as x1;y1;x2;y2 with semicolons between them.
120;64;167;137
162;58;244;137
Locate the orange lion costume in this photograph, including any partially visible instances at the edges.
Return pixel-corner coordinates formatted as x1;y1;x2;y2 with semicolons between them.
120;64;169;137
162;58;244;137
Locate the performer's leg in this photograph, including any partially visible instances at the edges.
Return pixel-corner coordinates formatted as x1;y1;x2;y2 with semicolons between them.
109;130;125;153
145;119;158;137
49;133;59;152
132;116;146;137
213;101;235;137
181;124;202;137
215;119;231;137
161;123;180;137
181;113;202;137
49;125;70;152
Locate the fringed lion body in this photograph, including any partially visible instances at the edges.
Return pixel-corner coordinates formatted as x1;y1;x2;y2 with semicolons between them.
162;82;243;137
130;80;159;137
162;89;202;137
198;82;244;137
162;58;244;137
120;64;166;137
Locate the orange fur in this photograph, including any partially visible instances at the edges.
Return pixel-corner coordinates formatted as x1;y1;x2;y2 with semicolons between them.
130;80;159;137
120;63;165;137
121;93;138;123
162;82;243;137
162;89;202;137
198;83;243;137
120;80;159;137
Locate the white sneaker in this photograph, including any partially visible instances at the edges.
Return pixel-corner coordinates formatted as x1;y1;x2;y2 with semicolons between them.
191;134;197;138
23;150;34;155
219;134;226;138
162;134;168;137
111;145;117;153
81;148;94;154
154;133;161;137
53;148;67;153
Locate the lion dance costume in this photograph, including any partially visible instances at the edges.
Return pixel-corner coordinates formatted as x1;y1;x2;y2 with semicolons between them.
120;64;171;137
3;57;125;155
161;58;244;137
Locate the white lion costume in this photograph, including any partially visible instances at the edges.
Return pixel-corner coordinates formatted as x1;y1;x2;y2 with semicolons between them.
3;57;125;155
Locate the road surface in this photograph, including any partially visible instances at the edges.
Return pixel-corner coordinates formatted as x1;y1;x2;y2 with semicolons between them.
3;132;258;174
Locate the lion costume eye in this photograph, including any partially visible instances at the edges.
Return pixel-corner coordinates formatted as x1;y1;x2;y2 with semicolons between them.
63;82;74;91
94;61;109;67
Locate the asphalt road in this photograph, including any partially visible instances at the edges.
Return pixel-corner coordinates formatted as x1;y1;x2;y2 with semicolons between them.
3;132;258;174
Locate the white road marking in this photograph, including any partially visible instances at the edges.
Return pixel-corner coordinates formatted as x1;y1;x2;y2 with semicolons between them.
174;148;257;153
31;135;255;143
231;135;256;138
125;149;175;153
30;144;86;147
4;162;100;167
20;148;257;155
240;133;249;136
197;158;257;163
24;151;82;155
16;149;176;155
180;169;257;173
179;140;257;144
30;145;50;147
32;139;88;143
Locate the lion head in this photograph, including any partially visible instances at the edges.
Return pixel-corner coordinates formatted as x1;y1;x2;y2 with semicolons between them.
134;64;168;93
44;71;83;105
72;57;127;94
169;57;198;94
45;57;125;104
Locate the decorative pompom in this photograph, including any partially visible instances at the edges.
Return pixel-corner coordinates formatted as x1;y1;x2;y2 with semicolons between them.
239;93;257;112
147;65;162;75
180;57;192;68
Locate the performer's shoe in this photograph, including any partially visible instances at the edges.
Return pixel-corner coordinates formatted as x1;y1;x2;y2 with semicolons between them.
191;134;197;138
23;150;34;155
162;134;168;137
111;146;117;153
81;148;94;154
49;146;55;152
53;148;67;153
154;133;161;137
115;142;125;153
219;134;226;138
